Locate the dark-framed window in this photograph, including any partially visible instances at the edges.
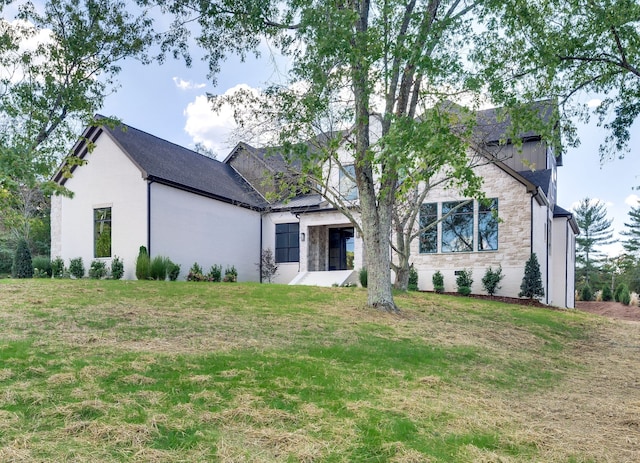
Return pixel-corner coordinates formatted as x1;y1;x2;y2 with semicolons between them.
275;223;300;263
94;207;112;258
478;198;499;251
419;203;438;253
339;164;358;200
441;200;473;253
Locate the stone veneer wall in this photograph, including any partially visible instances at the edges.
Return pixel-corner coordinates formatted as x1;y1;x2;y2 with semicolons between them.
409;162;536;298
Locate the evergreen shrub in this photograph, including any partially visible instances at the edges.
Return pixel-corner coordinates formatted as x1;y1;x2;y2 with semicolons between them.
69;257;85;279
207;264;222;282
111;256;124;280
408;265;419;291
432;271;444;293
135;246;150;280
12;239;33;279
580;283;593;302
620;286;631;305
614;283;626;302
89;260;107;279
456;269;473;296
167;260;180;281
519;254;545;299
51;256;65;278
601;284;613;302
481;266;504;296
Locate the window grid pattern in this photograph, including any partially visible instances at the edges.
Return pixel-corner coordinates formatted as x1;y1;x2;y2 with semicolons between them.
275;223;300;263
419;199;499;254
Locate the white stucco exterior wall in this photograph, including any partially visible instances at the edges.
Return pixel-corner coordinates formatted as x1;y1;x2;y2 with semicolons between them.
531;197;550;303
262;211;301;284
50;132;147;279
263;209;364;284
150;183;261;282
551;217;576;308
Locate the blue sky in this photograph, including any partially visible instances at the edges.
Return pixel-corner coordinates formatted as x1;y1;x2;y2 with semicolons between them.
99;50;639;257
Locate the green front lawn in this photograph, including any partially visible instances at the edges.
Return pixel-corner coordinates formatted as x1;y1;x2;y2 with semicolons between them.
0;280;622;462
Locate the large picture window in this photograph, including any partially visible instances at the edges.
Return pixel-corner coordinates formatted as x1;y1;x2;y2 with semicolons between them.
419;203;438;253
441;201;473;253
94;207;112;258
339;164;358;200
275;223;300;263
478;198;499;251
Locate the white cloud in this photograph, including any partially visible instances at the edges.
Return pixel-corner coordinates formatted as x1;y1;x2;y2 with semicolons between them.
625;194;640;206
183;84;259;158
587;98;602;108
172;77;206;91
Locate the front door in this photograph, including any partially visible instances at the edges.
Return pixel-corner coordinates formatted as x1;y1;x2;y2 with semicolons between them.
328;227;354;270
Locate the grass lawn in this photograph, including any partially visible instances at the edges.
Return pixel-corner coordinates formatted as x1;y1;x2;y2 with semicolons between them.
0;280;638;462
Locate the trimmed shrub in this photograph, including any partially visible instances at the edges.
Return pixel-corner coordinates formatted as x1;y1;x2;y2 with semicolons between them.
481;265;503;296
111;256;124;280
456;269;473;296
69;257;85;279
580;283;593;302
601;284;613;302
135;246;150;280
12;239;33;279
208;264;222;282
51;256;65;278
150;256;169;281
32;256;52;278
408;265;419;291
223;265;238;282
359;267;368;288
89;260;108;279
432;271;444;293
167;260;180;281
519;253;545;300
458;286;471;296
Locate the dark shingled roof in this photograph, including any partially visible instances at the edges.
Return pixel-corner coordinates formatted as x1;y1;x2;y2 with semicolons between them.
518;169;552;196
475;100;555;143
101;119;267;209
553;205;573;217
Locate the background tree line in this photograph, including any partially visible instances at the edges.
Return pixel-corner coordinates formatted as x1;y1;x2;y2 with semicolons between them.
574;197;640;301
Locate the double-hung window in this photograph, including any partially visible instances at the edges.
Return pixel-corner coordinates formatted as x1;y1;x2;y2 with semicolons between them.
94;207;112;258
275;223;300;263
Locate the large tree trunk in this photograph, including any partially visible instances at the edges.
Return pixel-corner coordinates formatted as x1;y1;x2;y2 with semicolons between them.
359;188;398;312
351;0;398;313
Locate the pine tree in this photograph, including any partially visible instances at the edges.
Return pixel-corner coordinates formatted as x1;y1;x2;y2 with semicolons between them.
573;198;614;285
12;239;33;279
621;200;640;256
519;253;545;300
